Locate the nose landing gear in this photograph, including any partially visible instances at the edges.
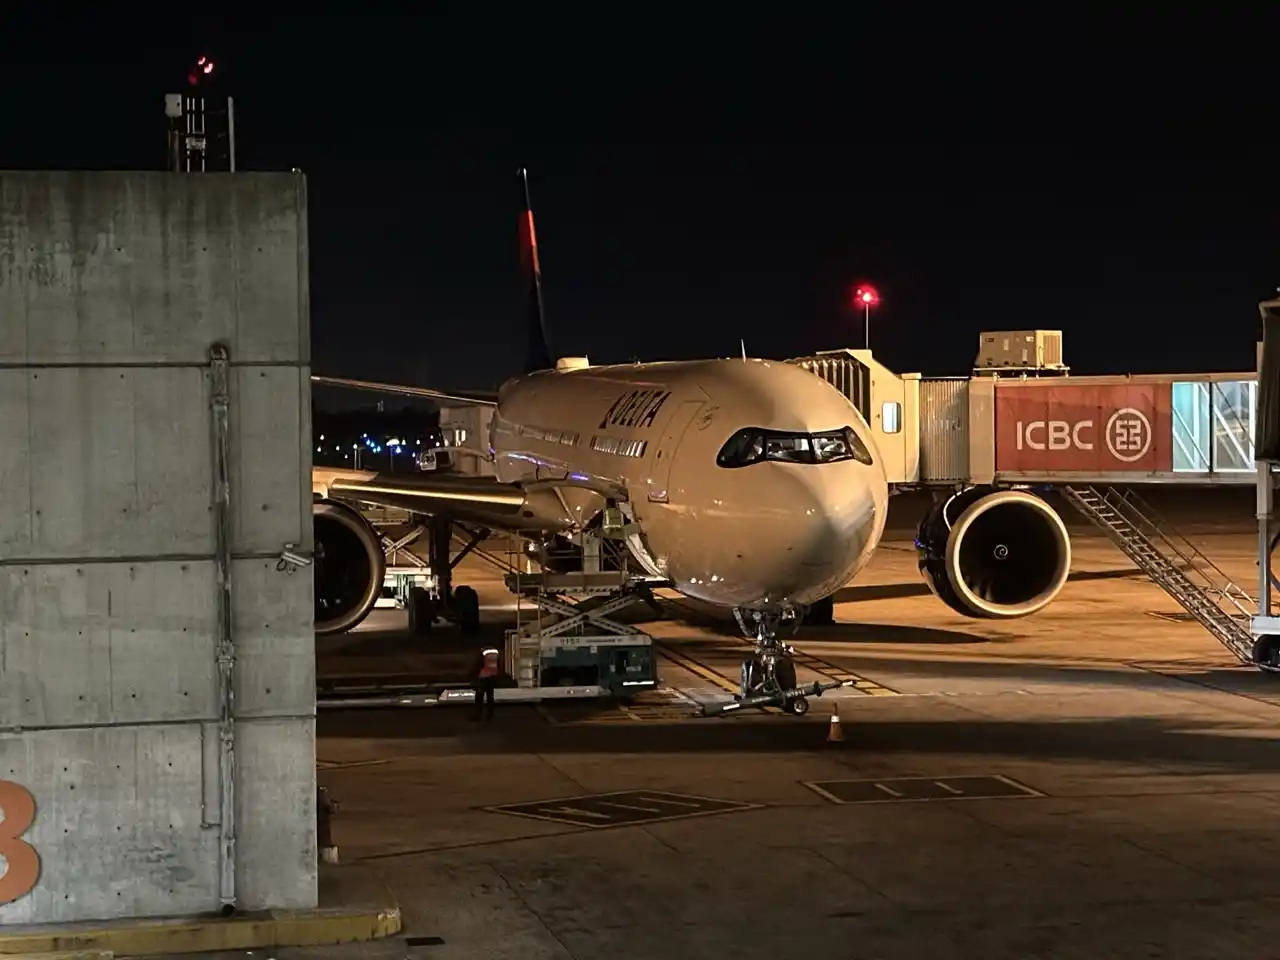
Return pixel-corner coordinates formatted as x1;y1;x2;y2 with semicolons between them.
700;607;847;717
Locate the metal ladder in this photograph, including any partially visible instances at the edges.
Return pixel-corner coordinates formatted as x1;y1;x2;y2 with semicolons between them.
1061;485;1257;665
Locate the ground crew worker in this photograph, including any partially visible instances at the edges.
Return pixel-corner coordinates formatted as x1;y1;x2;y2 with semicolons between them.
471;646;500;721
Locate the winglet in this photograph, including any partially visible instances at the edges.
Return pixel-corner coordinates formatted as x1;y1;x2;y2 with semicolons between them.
519;168;554;374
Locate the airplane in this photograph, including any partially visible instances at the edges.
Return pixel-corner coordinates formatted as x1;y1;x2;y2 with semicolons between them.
308;170;1074;715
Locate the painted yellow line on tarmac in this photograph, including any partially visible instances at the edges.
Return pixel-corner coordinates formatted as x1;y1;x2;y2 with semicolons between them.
654;641;785;714
776;648;901;697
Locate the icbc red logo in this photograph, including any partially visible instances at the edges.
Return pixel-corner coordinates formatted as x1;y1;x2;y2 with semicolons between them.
996;384;1169;473
1014;409;1153;462
1104;407;1153;462
0;780;40;904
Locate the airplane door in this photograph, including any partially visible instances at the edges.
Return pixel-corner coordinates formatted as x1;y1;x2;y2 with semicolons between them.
647;400;704;503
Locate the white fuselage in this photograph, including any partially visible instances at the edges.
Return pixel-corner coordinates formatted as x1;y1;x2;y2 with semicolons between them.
489;358;889;610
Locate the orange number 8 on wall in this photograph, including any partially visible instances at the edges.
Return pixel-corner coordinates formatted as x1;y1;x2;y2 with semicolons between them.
0;780;40;904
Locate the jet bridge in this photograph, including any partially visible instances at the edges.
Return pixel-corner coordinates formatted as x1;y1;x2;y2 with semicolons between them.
790;329;1274;671
789;335;1260;488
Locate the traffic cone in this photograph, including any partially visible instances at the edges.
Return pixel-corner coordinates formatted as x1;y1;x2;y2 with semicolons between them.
826;705;845;743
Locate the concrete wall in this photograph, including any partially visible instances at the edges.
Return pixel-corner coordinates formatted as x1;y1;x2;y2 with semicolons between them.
0;171;316;922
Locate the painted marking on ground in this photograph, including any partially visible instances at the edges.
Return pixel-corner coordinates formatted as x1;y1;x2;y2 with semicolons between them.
654;642;740;693
784;648;900;697
803;774;1043;805
658;636;899;701
482;790;763;828
1145;611;1199;624
1129;659;1280;708
317;758;394;770
655;593;900;697
537;689;699;725
653;641;781;714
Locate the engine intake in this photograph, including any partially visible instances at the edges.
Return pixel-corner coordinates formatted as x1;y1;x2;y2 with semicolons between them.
917;487;1071;619
314;500;385;635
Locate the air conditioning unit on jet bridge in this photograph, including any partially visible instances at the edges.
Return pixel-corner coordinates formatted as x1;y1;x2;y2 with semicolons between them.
973;330;1067;375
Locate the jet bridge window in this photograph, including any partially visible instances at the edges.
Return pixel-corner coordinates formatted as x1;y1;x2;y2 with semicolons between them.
715;426;874;468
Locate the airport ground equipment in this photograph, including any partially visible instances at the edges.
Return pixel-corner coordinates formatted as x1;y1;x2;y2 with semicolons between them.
317;529;659;710
502;532;659;697
1061;484;1261;667
700;677;851;717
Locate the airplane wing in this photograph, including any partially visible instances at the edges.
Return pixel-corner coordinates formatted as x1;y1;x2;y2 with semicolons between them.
312;375;579;530
313;468;579;533
311;375;499;407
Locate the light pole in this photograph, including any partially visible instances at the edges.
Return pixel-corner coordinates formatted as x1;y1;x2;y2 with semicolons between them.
854;285;880;351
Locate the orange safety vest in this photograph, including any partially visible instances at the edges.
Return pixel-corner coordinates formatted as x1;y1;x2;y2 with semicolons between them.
478;649;500;679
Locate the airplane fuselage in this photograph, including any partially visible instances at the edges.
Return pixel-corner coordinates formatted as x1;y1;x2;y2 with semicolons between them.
490;357;889;610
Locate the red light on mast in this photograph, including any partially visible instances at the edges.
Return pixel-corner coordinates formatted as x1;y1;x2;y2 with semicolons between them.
853;284;880;351
187;55;216;86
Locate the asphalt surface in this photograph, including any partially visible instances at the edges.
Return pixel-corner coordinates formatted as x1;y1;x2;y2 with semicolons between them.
296;488;1280;957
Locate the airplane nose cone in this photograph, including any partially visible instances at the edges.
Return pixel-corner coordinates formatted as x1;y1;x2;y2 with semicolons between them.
641;457;887;610
749;462;886;605
793;470;879;561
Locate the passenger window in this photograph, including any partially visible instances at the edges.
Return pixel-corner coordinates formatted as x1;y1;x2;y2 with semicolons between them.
881;401;902;435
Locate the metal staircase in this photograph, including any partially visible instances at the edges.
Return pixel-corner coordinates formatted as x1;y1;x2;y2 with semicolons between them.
1061;485;1258;665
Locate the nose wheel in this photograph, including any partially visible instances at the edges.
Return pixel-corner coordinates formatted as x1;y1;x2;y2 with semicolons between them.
698;608;844;717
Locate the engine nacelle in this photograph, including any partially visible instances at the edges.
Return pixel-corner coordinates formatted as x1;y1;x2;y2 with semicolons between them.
314;499;385;636
916;487;1071;619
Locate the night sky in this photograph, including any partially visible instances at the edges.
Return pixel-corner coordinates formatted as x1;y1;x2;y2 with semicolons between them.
3;8;1277;400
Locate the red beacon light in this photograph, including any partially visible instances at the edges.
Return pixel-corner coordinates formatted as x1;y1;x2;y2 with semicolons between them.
187;56;216;87
853;284;880;350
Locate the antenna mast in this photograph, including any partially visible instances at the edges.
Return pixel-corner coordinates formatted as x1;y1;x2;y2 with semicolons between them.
165;55;236;173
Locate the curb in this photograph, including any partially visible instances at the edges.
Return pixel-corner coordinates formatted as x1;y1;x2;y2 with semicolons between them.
0;906;401;957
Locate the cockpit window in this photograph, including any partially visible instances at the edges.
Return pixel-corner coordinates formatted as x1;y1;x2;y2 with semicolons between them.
715;426;874;468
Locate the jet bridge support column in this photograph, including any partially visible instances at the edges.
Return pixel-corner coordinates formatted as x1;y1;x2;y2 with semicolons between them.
1258;464;1274;622
1250;297;1280;664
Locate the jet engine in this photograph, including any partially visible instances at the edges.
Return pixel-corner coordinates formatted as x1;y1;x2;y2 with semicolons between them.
314;499;386;636
916;487;1071;619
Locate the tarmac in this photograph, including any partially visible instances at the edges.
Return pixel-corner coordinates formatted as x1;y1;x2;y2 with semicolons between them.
182;488;1280;958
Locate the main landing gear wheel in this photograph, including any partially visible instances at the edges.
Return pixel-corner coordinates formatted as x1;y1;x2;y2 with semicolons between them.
454;585;481;634
1253;635;1280;670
